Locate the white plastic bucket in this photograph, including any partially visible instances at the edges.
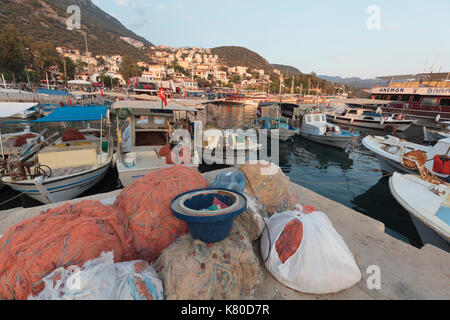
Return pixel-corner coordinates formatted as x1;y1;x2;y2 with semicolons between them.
124;153;136;168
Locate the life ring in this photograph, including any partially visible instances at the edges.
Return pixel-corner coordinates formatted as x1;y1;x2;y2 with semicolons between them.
383;114;389;121
397;114;405;121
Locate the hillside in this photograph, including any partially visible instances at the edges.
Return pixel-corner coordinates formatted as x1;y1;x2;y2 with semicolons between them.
211;46;275;74
318;75;388;89
271;64;302;75
0;0;152;61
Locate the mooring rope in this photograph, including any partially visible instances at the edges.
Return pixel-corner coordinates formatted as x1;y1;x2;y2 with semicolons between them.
0;192;26;208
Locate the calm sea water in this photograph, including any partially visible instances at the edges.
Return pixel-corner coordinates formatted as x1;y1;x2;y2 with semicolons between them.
0;108;428;248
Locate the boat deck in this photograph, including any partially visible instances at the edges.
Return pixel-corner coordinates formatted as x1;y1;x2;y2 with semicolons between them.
0;168;448;300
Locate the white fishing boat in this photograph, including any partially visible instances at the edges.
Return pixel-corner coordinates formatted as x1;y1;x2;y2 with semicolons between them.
1;106;112;204
112;100;202;187
299;112;359;149
362;135;450;178
201;124;262;165
1;103;43;191
389;172;450;252
327;108;416;132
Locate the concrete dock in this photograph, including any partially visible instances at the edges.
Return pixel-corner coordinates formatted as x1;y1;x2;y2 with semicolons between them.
0;169;449;300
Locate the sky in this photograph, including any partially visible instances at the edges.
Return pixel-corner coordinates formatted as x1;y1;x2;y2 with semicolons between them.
91;0;450;79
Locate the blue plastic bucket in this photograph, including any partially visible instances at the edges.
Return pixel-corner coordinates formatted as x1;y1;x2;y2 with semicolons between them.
171;188;247;243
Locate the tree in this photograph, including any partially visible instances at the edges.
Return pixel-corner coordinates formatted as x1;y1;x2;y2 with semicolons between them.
120;55;142;83
0;25;29;82
27;40;59;80
58;56;76;80
231;74;241;84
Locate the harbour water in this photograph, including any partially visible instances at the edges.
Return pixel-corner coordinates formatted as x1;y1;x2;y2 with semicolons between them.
0;109;428;248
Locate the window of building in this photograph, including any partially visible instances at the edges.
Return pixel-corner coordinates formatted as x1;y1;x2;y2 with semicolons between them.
422;97;438;107
439;98;450;107
401;95;411;102
412;95;421;102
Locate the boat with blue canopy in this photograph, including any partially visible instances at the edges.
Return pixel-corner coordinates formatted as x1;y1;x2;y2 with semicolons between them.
1;106;113;204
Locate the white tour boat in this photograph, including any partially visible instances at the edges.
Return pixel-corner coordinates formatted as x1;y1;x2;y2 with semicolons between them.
327;108;416;132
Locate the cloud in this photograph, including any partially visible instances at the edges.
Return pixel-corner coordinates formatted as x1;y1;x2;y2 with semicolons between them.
385;25;401;30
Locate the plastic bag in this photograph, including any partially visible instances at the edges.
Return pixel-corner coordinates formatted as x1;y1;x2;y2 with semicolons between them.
32;252;164;300
261;206;361;294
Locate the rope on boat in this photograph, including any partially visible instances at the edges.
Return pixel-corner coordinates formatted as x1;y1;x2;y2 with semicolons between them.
0;192;26;208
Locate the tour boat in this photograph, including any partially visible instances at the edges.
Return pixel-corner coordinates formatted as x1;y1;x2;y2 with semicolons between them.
389;172;450;252
370;72;450;122
362;135;450;178
299;112;359;149
112;100;201;187
1;106;112;204
327;108;416;131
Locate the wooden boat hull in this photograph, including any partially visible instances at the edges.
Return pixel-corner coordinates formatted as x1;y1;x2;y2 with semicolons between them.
258;129;297;142
299;132;357;149
2;160;112;204
328;115;415;132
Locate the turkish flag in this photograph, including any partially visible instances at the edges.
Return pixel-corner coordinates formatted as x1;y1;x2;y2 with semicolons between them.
68;97;73;106
159;84;167;107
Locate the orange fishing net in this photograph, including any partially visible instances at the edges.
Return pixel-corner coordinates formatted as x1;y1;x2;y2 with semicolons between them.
61;129;86;142
275;219;303;264
239;162;299;216
0;201;135;300
114;165;210;262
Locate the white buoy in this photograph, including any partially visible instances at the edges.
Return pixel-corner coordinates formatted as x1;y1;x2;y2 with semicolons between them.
435;114;441;123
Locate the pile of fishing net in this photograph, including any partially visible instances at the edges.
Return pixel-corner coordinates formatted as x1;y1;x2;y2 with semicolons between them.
61;128;86;142
155;222;264;300
114;165;210;262
3;133;37;148
0;201;135;300
239;161;299;216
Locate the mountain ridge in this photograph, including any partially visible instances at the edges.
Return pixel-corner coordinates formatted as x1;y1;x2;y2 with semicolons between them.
0;0;152;61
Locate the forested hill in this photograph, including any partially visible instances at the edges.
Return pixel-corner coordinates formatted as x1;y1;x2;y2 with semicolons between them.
271;64;302;75
211;46;275;74
0;0;152;61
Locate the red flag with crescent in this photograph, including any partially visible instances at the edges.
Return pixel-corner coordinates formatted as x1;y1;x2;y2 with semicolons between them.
159;84;167;107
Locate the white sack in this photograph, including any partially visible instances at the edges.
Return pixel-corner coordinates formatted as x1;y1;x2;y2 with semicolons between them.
31;251;164;300
261;207;361;294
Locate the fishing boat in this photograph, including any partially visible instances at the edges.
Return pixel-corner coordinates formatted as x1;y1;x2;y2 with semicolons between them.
255;103;299;142
299;112;359;149
201;124;262;165
423;121;450;143
112;100;201;187
362;135;450;178
1;106;113;204
327;108;416;132
1;103;46;191
389;172;450;252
